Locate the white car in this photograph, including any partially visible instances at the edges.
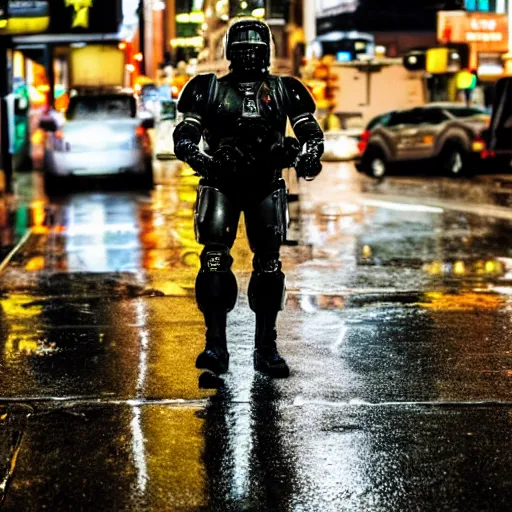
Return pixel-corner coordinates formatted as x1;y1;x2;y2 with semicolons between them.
322;128;363;161
40;93;154;191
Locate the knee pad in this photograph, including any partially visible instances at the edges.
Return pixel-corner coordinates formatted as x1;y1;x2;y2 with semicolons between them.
248;255;285;313
196;245;238;313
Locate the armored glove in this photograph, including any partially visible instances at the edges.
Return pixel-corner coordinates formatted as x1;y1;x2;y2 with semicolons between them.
295;152;322;181
212;143;244;176
174;139;214;178
270;136;301;169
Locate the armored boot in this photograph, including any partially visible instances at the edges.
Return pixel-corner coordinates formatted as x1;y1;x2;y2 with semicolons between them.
196;310;230;375
249;254;289;378
253;308;290;378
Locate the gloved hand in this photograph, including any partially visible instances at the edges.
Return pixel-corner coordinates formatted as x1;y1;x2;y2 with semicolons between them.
270;137;300;169
295;152;322;181
187;150;214;178
212;142;245;176
174;139;214;178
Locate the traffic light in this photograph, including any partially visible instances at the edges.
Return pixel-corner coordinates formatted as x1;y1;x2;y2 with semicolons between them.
403;50;426;71
456;70;477;90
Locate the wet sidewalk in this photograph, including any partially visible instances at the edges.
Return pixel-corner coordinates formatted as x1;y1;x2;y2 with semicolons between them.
0;163;511;510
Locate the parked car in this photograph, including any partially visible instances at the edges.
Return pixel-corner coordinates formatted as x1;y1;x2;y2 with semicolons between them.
357;103;490;178
39;93;154;192
357;111;396;155
322;112;364;162
486;78;512;171
322;129;362;161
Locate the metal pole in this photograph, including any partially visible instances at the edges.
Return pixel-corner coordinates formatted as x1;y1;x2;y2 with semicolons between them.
303;0;317;59
138;0;146;75
0;37;12;194
164;0;176;62
45;44;55;109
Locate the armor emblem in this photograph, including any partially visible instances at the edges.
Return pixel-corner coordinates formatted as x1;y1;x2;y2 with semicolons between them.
239;83;260;118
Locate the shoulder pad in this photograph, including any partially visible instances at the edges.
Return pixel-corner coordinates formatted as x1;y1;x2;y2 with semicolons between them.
177;73;217;116
280;76;316;119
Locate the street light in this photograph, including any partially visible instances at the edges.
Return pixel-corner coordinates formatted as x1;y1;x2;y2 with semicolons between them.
506;0;512;73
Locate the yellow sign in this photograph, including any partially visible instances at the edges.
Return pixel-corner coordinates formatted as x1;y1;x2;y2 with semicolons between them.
65;0;93;29
426;48;449;74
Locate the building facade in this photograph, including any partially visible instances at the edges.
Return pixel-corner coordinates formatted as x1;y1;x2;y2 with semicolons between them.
317;0;467;57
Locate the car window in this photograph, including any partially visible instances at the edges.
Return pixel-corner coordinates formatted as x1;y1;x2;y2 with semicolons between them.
67;96;136;121
388;110;421;127
444;107;487;118
421;108;448;125
367;112;393;130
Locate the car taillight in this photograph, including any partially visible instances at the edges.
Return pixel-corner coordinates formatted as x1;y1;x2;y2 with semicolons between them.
358;130;371;154
481;149;496;159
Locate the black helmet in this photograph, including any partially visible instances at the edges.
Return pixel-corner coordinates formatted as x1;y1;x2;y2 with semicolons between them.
225;19;271;72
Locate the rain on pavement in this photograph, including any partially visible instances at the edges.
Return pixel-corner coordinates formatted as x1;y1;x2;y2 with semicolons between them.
0;162;511;510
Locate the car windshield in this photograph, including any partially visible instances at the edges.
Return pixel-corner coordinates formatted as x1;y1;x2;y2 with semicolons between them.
367;112;393;130
67;96;136;121
444;107;488;119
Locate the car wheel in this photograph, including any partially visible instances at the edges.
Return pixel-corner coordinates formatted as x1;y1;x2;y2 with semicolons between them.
363;147;388;179
441;144;469;177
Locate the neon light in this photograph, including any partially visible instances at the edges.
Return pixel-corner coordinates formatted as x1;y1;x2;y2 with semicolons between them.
64;0;94;29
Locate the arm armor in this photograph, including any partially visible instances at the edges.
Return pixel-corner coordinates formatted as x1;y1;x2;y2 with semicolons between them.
279;76;324;160
173;73;217;176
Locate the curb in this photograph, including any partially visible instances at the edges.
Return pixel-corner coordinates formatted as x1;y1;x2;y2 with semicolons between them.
0;229;33;274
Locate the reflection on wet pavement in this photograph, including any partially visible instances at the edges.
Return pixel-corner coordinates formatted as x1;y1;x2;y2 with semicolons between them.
2;162;512;508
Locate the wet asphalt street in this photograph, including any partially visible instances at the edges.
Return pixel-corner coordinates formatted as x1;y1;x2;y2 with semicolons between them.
0;162;512;510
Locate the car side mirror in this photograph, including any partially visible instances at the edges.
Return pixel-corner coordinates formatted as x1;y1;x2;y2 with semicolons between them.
39;118;58;132
140;117;155;130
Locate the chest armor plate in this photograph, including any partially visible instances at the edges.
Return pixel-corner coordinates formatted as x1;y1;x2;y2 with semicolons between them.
205;78;286;149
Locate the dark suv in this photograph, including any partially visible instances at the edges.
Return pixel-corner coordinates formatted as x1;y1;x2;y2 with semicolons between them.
358;104;490;178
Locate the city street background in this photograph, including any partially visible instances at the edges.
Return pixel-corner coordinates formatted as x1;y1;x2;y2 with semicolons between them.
0;162;510;509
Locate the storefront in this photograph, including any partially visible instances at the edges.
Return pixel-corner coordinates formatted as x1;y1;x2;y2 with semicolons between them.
437;10;508;78
0;0;126;175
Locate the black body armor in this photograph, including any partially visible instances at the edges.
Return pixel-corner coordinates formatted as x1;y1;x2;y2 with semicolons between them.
173;19;324;378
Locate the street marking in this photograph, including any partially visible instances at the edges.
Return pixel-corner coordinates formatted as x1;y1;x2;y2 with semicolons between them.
0;396;209;408
0;229;33;274
359;198;444;213
291;396;512;408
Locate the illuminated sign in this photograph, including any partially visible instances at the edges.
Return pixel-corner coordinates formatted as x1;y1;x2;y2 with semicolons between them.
48;0;121;34
64;0;93;29
438;11;508;52
8;0;48;17
317;0;359;17
336;51;351;62
175;11;204;24
0;0;119;34
0;1;49;34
